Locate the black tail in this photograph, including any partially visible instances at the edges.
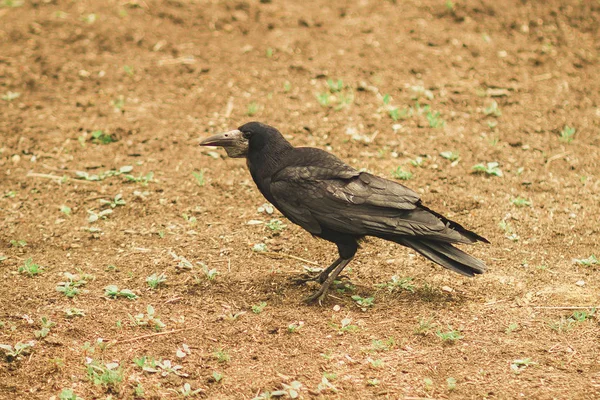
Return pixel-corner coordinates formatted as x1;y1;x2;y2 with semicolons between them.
395;238;487;276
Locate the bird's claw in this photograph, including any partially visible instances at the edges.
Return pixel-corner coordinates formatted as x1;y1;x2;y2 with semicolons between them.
303;289;327;305
292;274;320;285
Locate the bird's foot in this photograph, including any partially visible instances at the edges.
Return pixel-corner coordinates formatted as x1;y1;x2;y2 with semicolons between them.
303;287;328;305
292;273;320;285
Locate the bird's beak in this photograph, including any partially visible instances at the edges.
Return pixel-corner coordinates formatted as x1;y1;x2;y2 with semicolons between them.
199;129;248;158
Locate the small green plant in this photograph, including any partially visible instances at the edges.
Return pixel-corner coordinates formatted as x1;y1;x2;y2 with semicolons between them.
252;302;267;314
123;65;134;76
247;102;259;116
86;360;123;389
60;205;72;215
410;157;425;167
18;258;44;276
375;275;415;292
351;295;375;308
440;151;459;162
134;383;144;397
573;255;598;266
10;239;27;247
58;388;83;400
367;378;380;386
426;111;445;128
146;273;167;289
316;92;330;107
370;337;395;352
252;243;268;252
198;262;218;280
192;170;205;186
335;317;358;334
483;100;502;117
265;47;274;58
65;308;85;318
498;220;519;242
266;219;285;232
472;162;503;177
445;0;455;11
511;197;531;207
316;375;338;394
213;348;230;363
269;380;303;399
415;318;436;335
559;125;576;143
124;171;154;185
99;194;126;208
56;272;93;297
436;327;463;342
180;382;203;397
369;358;384;368
131;305;165;331
87;208;113;223
391;166;413;180
510;358;536;374
2;90;20;101
327;78;344;92
283;81;291;92
0;341;34;361
34;316;56;338
505;323;519;334
75;165;133;182
447;377;457;390
212;371;223;383
287;321;304;333
105;285;138;300
91;130;116;144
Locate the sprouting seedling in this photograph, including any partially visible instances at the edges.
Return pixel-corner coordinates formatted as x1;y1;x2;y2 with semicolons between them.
472;162;503;177
56;272;93;297
327;78;344;92
197;262;218;280
58;388;83;400
336;317;358;334
283;81;291;93
435;327;463;342
391;166;413;180
91;130;116;144
0;341;34;361
351;295;374;308
410;157;424;167
510;358;536;374
124;171;154;185
573;255;598;266
18;258;44;277
266;219;285;232
86;360;123;388
192;170;205;186
483;100;502;117
426;111;445;128
559;125;576;143
105;285;138;300
1;91;20;101
213;348;230;363
375;275;415;292
146;273;167;289
287;321;304;333
180;382;203;397
99;194;126;208
60;205;72;215
316;92;330;107
10;239;27;247
131;305;165;331
88;208;113;223
34;316;56;338
247;102;259;116
252;302;267;314
440;151;459;162
511;197;531;207
123;65;134;76
65;308;85;318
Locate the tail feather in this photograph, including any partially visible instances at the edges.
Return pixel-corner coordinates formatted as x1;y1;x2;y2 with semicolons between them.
396;238;487;276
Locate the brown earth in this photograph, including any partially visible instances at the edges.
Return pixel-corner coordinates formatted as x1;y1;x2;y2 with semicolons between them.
1;0;600;399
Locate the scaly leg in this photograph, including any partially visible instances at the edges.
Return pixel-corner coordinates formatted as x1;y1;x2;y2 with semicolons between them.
303;257;353;304
293;257;343;284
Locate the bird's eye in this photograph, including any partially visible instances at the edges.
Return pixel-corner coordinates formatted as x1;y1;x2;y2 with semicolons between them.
242;131;251;139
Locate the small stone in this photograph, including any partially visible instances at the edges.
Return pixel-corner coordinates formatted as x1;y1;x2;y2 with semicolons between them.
441;286;454;293
333;305;341;312
575;280;585;287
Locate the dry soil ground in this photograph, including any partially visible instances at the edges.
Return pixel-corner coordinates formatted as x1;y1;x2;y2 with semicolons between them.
1;0;600;399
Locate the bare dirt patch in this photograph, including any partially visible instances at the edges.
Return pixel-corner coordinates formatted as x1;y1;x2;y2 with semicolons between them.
1;0;599;399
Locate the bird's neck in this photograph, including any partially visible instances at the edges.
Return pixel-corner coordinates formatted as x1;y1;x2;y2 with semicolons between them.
247;140;293;201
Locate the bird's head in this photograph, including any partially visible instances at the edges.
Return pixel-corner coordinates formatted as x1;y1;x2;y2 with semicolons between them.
199;121;286;158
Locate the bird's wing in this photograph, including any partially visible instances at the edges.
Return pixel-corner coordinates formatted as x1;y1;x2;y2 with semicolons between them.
268;166;468;241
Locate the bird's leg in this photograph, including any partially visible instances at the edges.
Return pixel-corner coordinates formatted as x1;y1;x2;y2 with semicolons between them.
293;257;343;285
304;257;353;304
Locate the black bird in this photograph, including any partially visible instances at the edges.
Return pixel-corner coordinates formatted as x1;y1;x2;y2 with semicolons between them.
200;122;488;303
